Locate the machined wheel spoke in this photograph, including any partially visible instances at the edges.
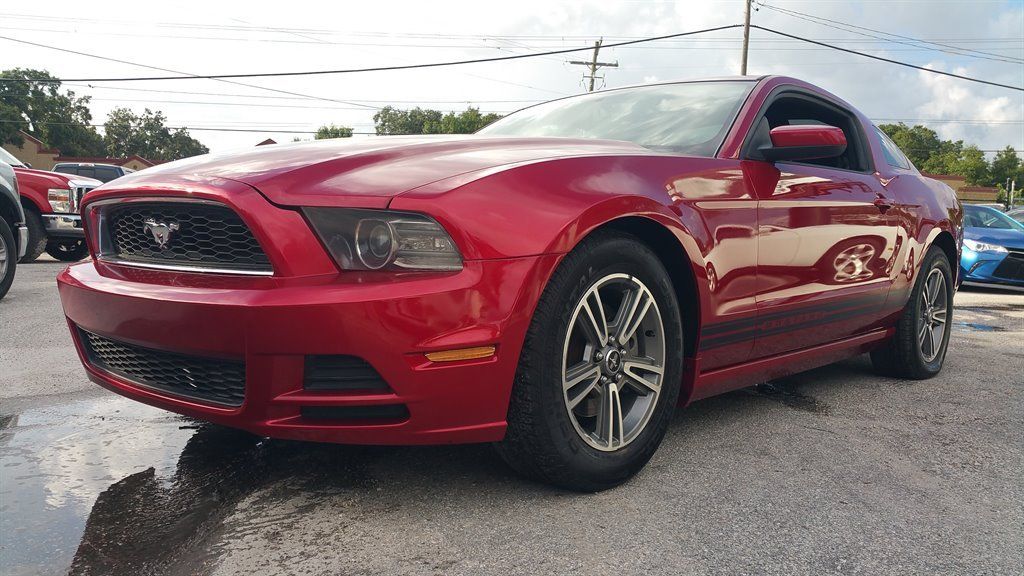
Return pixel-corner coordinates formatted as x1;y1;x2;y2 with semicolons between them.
578;292;609;346
564;362;601;409
622;358;663;394
615;287;653;346
932;308;947;325
597;383;625;449
926;273;941;307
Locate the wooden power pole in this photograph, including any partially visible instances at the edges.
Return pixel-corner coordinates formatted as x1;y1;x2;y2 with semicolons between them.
741;0;751;75
570;38;618;91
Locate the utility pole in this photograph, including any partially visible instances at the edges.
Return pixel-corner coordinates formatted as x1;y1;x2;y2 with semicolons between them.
741;0;752;75
570;38;618;92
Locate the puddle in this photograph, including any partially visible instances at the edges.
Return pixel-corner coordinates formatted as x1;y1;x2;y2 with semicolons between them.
0;394;376;576
749;381;830;414
953;322;1007;332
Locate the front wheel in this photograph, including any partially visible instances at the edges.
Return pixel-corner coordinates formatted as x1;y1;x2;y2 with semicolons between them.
496;231;683;491
871;246;953;379
46;238;89;262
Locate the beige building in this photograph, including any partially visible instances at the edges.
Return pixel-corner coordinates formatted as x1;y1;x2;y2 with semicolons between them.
920;173;999;203
2;131;156;171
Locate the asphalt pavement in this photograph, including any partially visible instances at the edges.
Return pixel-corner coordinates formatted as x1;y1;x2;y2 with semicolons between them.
1;260;1022;576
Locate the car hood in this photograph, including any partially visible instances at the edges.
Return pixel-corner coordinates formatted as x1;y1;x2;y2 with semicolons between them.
115;135;650;206
14;167;101;188
965;226;1024;250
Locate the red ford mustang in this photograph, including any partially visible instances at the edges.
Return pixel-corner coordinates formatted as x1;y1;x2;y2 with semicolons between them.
58;76;961;490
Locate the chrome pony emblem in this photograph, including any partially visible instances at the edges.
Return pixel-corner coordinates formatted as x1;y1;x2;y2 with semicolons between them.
143;219;180;250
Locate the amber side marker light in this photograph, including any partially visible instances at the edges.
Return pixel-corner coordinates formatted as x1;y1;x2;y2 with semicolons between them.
424;346;496;363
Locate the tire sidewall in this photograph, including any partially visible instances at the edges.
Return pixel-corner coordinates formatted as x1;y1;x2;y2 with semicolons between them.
527;234;683;484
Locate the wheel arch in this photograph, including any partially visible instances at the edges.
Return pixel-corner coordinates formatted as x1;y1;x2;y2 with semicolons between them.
930;229;958;279
592;216;702;359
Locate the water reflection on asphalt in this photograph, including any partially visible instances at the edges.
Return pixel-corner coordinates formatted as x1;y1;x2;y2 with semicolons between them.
0;395;366;575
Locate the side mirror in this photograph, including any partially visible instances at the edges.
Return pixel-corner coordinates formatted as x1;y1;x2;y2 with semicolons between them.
24;162;32;169
759;125;847;162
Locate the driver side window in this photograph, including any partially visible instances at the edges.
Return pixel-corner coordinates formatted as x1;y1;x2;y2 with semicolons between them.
748;93;871;173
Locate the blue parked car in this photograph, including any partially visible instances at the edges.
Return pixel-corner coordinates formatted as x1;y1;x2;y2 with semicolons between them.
960;204;1024;287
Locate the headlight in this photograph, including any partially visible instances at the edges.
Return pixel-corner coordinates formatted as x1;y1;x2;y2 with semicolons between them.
304;208;462;272
963;239;1007;254
47;188;71;213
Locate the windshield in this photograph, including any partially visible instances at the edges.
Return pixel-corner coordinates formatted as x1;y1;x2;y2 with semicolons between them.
0;147;25;167
964;204;1024;231
479;81;754;157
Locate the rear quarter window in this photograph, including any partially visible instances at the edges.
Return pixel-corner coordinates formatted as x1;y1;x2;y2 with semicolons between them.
875;127;912;170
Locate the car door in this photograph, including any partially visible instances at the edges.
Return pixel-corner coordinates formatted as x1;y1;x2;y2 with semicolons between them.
741;90;900;359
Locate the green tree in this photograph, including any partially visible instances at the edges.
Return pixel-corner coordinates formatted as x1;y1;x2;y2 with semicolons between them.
952;145;990;186
315;124;354;139
0;68;105;156
373;106;443;135
878;123;944;169
989;146;1022;189
373;106;502;135
437;107;503;133
103;107;208;162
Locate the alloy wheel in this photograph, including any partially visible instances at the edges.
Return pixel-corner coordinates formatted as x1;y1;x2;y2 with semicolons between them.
918;267;948;362
562;273;666;452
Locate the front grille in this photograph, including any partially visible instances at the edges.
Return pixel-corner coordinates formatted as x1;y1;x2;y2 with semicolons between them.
104;202;272;273
303;356;391;392
993;251;1024;281
79;329;246;407
71;186;95;214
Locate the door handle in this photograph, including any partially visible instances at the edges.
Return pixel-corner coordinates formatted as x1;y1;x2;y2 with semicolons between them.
874;197;895;213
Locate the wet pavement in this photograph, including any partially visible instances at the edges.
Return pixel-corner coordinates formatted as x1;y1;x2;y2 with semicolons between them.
1;262;1022;575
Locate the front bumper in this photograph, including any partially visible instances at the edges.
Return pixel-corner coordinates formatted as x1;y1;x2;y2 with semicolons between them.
960;249;1024;287
42;213;84;238
58;254;558;445
16;225;27;258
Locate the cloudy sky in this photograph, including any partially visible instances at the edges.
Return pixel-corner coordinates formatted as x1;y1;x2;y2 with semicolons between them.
2;0;1022;154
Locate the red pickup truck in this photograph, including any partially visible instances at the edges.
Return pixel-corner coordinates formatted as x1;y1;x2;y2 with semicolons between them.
1;148;101;262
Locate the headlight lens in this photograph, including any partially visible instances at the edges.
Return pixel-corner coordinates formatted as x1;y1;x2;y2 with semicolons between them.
47;188;71;213
963;239;1007;254
304;208;462;272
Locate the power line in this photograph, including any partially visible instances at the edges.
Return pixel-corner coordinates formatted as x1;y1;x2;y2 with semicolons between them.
0;25;745;82
751;26;1024;92
5;23;1019;92
65;84;549;104
0;34;381;109
86;97;512;114
0;119;363;135
757;2;1024;64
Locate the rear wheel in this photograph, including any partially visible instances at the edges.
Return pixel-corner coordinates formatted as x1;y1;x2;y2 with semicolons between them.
496;231;683;491
871;247;953;379
19;208;47;263
46;238;89;262
0;218;16;299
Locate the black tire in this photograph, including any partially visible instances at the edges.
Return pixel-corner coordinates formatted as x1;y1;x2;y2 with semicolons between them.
46;238;89;262
496;231;684;491
19;208;47;263
0;218;16;299
871;246;953;379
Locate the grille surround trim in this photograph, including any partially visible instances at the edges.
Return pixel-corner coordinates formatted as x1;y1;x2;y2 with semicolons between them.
78;328;247;408
91;197;274;276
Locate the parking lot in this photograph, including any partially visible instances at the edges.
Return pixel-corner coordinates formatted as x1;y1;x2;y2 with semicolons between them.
1;260;1021;576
